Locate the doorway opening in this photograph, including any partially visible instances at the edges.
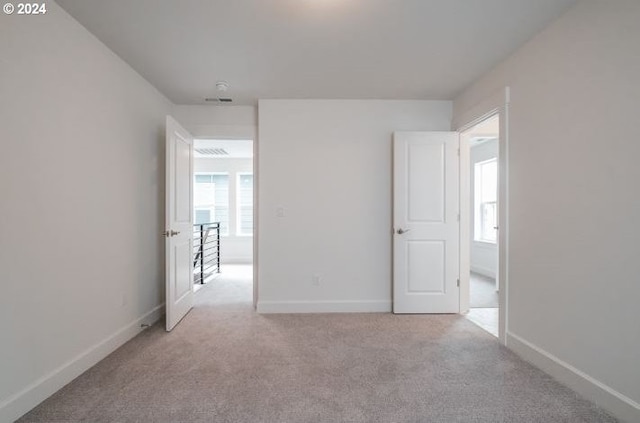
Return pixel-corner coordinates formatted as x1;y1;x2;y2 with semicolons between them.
462;115;499;337
192;138;254;308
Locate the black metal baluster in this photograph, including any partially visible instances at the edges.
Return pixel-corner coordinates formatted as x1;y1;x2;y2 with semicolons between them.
200;224;205;284
216;222;221;273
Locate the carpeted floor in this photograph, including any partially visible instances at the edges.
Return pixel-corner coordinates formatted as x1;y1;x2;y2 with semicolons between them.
18;266;616;422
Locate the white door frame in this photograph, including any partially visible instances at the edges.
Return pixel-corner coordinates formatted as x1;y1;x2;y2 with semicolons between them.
454;87;510;345
191;135;258;309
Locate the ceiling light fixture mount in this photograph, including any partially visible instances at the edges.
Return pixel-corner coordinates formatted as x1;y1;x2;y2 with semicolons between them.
204;80;232;103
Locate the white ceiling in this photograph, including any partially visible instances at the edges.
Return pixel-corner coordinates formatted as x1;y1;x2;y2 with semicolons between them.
56;0;577;105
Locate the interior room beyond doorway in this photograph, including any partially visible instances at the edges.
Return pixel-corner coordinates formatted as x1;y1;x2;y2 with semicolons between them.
193;139;254;294
462;115;499;337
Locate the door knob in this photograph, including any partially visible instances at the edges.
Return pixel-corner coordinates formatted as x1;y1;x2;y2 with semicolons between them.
397;228;410;235
170;230;180;236
163;230;181;237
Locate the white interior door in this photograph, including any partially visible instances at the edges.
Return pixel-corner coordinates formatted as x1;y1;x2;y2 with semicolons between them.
165;116;194;331
393;132;459;313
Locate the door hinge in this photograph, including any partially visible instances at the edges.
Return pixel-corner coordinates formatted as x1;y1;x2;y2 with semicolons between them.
457;148;460;156
457;213;460;222
457;278;460;287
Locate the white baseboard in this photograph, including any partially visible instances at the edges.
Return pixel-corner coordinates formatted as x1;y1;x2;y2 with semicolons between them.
470;265;497;279
257;300;391;314
507;331;640;423
221;258;252;265
0;304;164;423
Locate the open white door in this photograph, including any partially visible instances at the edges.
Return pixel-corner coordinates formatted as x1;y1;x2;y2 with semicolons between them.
165;116;194;331
393;132;459;314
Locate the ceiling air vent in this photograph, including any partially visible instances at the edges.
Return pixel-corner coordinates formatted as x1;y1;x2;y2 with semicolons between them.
205;97;233;103
205;81;233;103
195;148;229;156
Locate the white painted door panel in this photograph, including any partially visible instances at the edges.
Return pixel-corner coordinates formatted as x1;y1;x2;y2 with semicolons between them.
166;115;194;331
393;132;459;313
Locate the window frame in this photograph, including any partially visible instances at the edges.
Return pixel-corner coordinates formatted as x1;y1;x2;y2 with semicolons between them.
236;172;254;237
193;172;230;236
473;158;498;244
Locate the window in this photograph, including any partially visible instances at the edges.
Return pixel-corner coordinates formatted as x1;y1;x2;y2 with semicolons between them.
194;209;212;225
194;173;229;235
237;173;253;236
474;158;497;243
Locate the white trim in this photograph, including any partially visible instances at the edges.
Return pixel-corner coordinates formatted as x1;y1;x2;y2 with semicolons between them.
453;87;506;131
0;304;164;423
193;171;231;236
473;240;498;248
222;258;253;265
507;331;640;423
253;135;259;309
499;89;510;346
470;265;497;279
454;86;509;345
236;171;254;237
257;300;391;314
189;131;258;309
458;131;471;314
182;124;257;141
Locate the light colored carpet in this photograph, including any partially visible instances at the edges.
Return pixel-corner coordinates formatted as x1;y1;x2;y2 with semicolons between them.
18;265;616;422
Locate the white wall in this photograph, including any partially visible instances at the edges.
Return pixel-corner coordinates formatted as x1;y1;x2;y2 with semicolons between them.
454;1;640;421
0;3;171;421
258;100;452;312
470;140;498;279
194;157;253;264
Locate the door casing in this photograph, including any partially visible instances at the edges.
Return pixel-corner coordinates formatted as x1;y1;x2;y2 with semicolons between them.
454;87;510;345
